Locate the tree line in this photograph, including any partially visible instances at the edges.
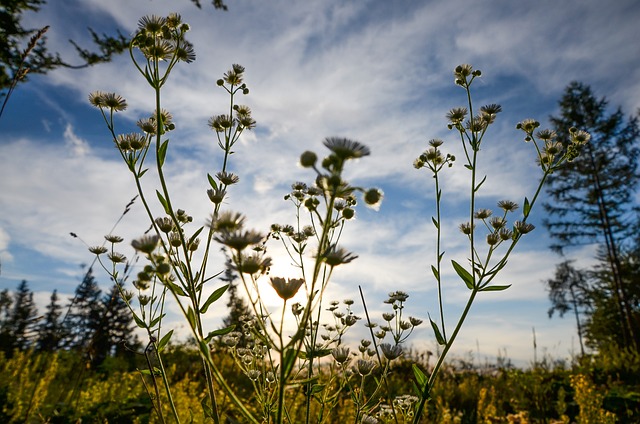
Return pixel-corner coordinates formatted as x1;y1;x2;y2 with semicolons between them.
0;268;138;368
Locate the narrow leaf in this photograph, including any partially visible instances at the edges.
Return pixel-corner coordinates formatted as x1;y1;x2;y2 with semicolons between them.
166;281;187;297
431;217;439;229
451;260;475;290
156;190;170;214
480;284;512;292
207;173;218;190
474;175;487;192
523;196;531;216
149;313;166;329
189;226;204;245
412;364;427;388
186;306;196;329
205;325;236;343
132;312;147;329
158;139;169;168
429;315;446;345
431;265;439;281
157;329;174;352
200;284;229;314
282;348;297;379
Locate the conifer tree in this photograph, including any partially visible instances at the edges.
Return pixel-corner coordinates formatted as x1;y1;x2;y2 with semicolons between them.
36;289;65;352
63;268;103;351
0;280;38;354
544;82;640;350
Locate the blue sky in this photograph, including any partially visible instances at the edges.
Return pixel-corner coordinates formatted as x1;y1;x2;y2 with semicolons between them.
1;0;639;366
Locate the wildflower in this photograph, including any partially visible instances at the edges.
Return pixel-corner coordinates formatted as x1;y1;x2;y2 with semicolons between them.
323;137;370;160
89;246;108;255
380;343;403;360
536;129;557;141
321;245;358;267
188;237;200;252
480;103;502;116
409;316;423;326
105;234;124;243
382;312;395;322
265;371;276;384
497;200;519;212
143;40;175;61
214;230;264;251
331;346;351;364
155;216;175;233
489;217;506;229
399;320;412;330
216;171;239;186
236;253;272;275
486;233;500;246
572;130;591;145
207;187;226;204
499;228;513;240
270;277;304;301
246;369;261;381
89;92;127;111
116;133;147;151
459;222;474;235
455;63;474;77
387;291;409;303
446;107;468;125
137;118;157;134
108;252;127;263
131;235;159;254
208;114;233;132
138;15;166;34
175;40;196;63
354;359;376;376
168;232;182;247
209;211;245;232
343;314;360;326
474;208;493;219
514;221;535;234
223;64;245;85
516;119;540;134
343;299;354;306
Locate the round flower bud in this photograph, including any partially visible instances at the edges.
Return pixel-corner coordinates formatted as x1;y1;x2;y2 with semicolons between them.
300;151;317;168
342;208;355;220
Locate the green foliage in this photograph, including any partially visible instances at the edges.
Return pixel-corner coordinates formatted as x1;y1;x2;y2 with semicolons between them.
544;82;640;352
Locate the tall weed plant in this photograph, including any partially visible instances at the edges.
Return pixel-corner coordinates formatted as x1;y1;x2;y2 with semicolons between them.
86;13;590;424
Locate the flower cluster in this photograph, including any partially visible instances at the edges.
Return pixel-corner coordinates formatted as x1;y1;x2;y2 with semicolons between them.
131;14;195;64
517;120;591;171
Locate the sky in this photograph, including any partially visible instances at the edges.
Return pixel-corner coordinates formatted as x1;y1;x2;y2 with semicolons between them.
1;0;639;367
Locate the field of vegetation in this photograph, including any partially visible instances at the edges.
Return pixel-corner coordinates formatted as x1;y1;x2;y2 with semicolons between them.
2;3;640;424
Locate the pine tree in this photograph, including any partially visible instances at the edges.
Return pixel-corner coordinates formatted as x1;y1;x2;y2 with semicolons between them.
0;280;39;354
36;289;65;352
544;82;640;350
63;268;103;351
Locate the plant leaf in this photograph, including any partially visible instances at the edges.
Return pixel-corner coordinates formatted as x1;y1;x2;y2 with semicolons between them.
200;284;229;314
452;259;475;290
158;139;169;168
480;284;512;292
523;196;531;216
429;314;446;345
431;265;439;281
412;364;427;388
432;217;439;229
156;190;170;214
207;173;218;190
157;329;174;352
205;325;235;343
